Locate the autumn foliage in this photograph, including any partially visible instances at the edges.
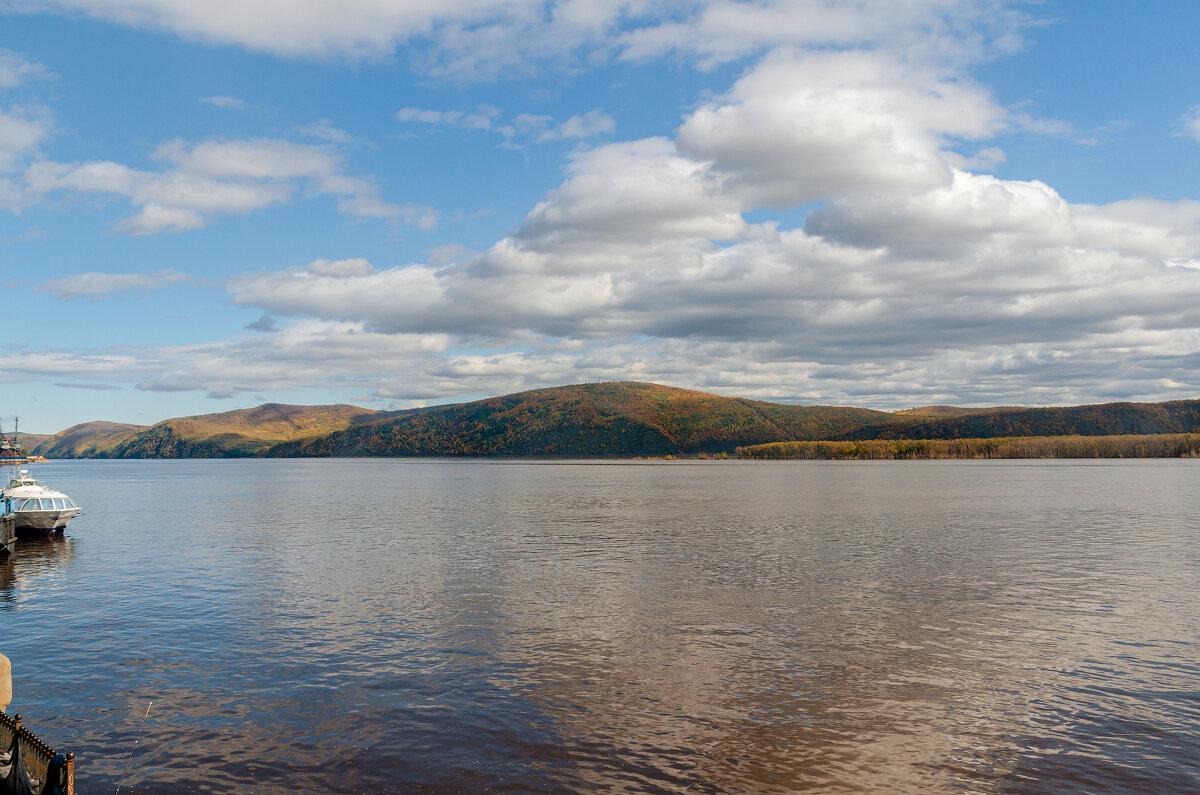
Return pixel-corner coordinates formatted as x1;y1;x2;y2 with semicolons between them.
736;434;1200;460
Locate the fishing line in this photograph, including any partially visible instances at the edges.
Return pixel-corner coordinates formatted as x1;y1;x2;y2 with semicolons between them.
114;700;152;794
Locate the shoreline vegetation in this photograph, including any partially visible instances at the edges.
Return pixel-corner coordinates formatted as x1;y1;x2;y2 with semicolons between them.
735;433;1200;460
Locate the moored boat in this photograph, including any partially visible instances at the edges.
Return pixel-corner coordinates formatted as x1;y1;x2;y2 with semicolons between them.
3;469;81;538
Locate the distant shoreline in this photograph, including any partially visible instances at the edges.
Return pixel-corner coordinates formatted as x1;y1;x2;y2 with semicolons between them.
735;433;1200;460
25;435;1200;462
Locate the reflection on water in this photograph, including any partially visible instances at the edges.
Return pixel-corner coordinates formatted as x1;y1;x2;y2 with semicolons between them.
0;536;75;606
2;459;1199;792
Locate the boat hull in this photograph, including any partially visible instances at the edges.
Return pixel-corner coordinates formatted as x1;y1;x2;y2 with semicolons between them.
13;508;79;537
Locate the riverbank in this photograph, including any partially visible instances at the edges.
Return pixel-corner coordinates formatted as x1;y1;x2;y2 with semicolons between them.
735;433;1200;460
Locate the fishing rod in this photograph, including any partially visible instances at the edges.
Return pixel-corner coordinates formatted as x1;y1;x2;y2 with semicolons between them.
114;700;152;794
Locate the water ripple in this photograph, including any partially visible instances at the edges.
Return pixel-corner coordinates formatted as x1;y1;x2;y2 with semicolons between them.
1;459;1198;792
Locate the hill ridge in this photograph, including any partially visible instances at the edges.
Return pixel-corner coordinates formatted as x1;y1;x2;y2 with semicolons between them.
34;403;391;459
30;382;1200;459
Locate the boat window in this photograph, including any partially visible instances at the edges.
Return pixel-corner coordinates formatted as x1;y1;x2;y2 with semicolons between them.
40;498;53;510
15;499;33;511
65;498;76;508
52;498;65;510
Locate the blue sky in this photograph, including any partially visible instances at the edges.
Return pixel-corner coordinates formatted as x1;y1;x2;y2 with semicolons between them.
3;0;1200;432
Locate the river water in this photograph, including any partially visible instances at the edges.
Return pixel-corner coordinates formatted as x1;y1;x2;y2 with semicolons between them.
2;459;1198;793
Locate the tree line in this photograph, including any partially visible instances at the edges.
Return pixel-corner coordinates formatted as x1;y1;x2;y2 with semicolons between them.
736;434;1200;460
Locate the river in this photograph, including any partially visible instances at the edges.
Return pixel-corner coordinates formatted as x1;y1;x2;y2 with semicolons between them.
2;459;1198;792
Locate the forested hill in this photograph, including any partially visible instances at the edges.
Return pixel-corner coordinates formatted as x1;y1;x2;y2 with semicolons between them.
836;400;1200;441
31;421;147;458
266;382;893;457
30;384;1200;458
34;404;390;458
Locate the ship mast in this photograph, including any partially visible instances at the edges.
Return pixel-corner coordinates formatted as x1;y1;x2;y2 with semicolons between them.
0;416;26;465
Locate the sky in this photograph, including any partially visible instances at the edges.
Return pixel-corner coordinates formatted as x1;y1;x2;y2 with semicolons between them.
3;0;1200;433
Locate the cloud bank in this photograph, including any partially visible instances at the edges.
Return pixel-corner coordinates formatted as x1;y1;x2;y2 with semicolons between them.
9;0;1025;78
4;0;1200;414
217;44;1200;407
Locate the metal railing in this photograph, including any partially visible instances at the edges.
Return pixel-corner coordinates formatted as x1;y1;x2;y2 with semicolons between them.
0;711;74;795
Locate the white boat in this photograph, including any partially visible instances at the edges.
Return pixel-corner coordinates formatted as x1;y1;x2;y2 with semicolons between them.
3;469;81;537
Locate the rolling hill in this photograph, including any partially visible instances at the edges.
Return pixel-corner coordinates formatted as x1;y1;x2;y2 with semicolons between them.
13;431;53;453
34;404;391;458
263;386;1200;456
267;382;894;457
839;400;1200;441
30;383;1200;459
31;421;147;458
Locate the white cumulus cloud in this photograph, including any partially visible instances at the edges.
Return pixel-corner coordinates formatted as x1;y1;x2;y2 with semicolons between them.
25;138;434;235
216;45;1200;406
33;268;190;300
8;1;1200;410
677;51;1004;208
